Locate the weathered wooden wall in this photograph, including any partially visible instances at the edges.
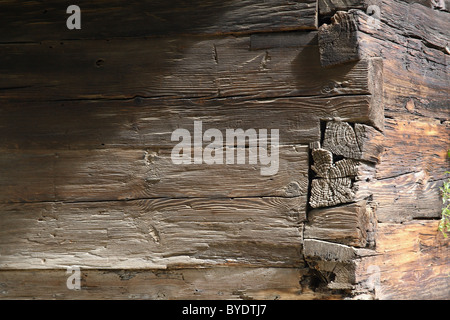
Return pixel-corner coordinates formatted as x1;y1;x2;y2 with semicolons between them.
0;0;448;300
312;0;449;299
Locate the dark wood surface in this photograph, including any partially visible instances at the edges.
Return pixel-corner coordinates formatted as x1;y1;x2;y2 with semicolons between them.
0;0;448;300
0;0;317;42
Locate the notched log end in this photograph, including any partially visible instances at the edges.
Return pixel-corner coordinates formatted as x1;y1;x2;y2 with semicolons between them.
309;120;383;209
322;121;384;163
318;11;361;67
309;149;359;209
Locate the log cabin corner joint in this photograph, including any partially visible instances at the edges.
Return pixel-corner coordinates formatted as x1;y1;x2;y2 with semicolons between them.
303;4;387;298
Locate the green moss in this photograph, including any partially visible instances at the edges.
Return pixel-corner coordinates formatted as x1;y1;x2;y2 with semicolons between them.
438;150;450;238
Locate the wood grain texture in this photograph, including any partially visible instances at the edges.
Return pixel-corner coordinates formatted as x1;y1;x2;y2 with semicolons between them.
0;94;381;151
319;9;449;119
309;135;376;209
304;200;372;247
356;221;449;300
376;118;450;181
303;239;376;291
365;0;449;51
356;12;449;120
320;0;450;27
0;0;447;301
370;118;449;222
0;267;348;300
318;6;449;225
0;197;306;269
322;121;384;163
0;0;317;42
318;11;361;67
318;0;366;16
319;0;450;15
309;147;360;208
0;34;382;102
0;146;309;203
370;172;445;222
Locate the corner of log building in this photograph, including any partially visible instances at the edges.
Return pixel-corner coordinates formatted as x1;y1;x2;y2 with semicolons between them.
0;0;448;300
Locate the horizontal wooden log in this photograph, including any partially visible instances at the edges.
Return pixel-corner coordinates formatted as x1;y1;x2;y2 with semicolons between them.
368;1;449;50
370;172;445;222
304;221;449;298
356;221;449;299
371;118;449;222
376;118;450;181
0;267;348;300
355;11;449;120
304;239;359;263
304;200;372;247
0;0;317;42
0;34;381;102
0;146;309;203
0;197;305;269
0;94;382;151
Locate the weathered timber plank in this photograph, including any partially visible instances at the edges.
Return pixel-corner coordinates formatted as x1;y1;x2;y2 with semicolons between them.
0;197;305;269
376;118;450;181
369;118;449;222
0;146;309;203
304;200;372;247
0;267;347;300
354;10;450;119
0;94;381;151
0;35;381;102
369;1;450;50
0;0;317;42
319;10;449;119
370;173;445;222
356;221;449;300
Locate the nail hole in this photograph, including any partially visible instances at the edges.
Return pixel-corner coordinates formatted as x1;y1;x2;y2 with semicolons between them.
96;59;105;67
